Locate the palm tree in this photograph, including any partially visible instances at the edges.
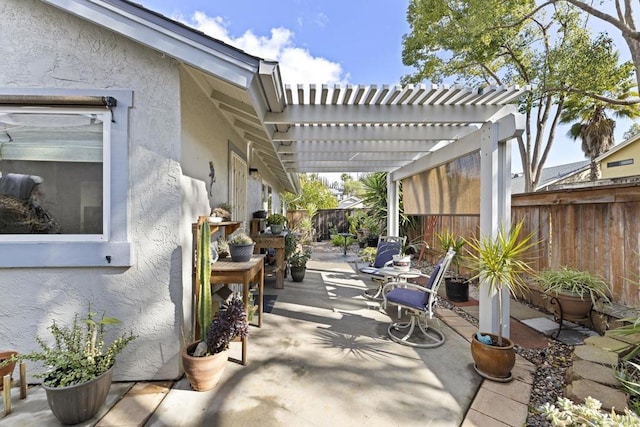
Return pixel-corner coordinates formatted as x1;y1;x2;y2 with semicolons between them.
359;172;417;236
560;80;640;181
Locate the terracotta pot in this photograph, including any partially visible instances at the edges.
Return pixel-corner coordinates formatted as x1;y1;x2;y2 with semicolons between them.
43;366;113;425
548;292;592;321
470;332;515;382
181;342;228;391
0;350;18;389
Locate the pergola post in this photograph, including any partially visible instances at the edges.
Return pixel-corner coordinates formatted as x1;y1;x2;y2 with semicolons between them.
478;121;512;337
387;174;400;236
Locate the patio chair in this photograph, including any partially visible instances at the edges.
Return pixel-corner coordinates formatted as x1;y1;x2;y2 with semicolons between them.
381;247;455;348
359;235;406;300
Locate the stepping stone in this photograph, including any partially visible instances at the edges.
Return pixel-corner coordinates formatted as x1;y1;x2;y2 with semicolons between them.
584;335;630;353
573;345;619;367
605;330;640;347
565;379;628;414
565;359;618;387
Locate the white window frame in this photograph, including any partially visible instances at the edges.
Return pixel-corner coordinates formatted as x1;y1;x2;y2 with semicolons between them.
0;88;133;267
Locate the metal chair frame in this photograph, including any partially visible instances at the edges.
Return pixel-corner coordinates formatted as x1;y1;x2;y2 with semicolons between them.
382;248;455;348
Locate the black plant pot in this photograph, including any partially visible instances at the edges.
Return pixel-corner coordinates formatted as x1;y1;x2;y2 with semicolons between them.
445;278;469;302
290;266;306;282
366;237;379;248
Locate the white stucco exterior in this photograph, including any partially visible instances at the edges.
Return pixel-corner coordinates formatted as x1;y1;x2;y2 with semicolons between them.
0;0;285;382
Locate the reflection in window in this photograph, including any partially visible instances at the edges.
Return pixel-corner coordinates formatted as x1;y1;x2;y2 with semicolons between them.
0;111;105;235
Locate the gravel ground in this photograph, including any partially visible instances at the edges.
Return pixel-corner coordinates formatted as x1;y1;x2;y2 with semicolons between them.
311;241;573;425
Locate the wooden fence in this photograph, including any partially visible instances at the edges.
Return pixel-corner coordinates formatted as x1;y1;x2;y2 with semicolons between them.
287;209;359;241
411;184;640;307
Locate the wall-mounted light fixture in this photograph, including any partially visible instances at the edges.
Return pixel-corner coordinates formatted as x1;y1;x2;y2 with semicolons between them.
249;168;259;175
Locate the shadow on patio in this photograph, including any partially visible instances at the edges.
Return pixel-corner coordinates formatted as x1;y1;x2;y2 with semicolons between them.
1;255;482;427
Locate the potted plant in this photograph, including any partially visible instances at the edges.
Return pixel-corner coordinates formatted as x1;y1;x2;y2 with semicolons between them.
0;350;18;389
182;220;249;391
437;231;468;302
228;231;255;262
0;306;136;424
391;237;427;272
216;237;229;259
288;248;311;282
266;213;287;234
464;220;537;382
211;203;232;222
534;266;611;322
363;217;381;247
181;297;249;391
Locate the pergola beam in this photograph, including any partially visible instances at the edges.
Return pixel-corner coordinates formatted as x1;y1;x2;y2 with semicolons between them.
264;104;510;125
272;124;477;142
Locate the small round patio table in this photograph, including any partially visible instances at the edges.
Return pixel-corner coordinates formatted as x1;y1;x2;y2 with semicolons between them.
338;232;353;256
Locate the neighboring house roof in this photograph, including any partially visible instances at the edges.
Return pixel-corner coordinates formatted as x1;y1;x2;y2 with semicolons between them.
595;132;640;162
337;196;364;210
511;160;590;194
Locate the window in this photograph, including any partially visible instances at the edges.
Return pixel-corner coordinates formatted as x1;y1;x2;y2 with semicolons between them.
606;158;633;168
0;110;107;238
0;90;132;267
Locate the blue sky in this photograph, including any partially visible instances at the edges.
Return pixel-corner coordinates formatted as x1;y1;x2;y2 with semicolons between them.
140;0;636;174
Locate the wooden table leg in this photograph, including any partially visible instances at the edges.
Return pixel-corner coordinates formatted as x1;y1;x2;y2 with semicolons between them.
274;247;285;289
258;264;264;328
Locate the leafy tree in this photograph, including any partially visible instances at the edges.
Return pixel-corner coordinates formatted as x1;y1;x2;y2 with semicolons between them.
402;0;633;192
623;123;640;140
554;0;640;93
282;174;337;210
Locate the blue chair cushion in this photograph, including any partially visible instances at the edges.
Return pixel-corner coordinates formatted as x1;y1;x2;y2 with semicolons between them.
372;241;401;268
386;288;426;311
359;266;384;278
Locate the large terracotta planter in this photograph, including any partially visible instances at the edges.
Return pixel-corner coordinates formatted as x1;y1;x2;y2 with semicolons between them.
181;342;228;391
0;350;18;389
548;292;592;322
470;332;515;382
42;366;113;425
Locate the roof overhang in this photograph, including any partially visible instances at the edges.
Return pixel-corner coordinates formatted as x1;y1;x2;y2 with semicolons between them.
40;0;300;193
40;0;529;193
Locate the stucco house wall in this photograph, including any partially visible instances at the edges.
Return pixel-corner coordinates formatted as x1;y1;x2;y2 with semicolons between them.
0;0;227;381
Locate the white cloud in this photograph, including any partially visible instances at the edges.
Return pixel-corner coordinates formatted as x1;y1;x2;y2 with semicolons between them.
184;12;348;86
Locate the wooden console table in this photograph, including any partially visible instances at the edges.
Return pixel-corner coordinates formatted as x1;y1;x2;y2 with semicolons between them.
252;233;286;289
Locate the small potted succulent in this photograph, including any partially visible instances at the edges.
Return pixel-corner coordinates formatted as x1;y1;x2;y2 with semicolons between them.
228;231;255;262
216;237;229;259
288;248;311;282
266;213;287;234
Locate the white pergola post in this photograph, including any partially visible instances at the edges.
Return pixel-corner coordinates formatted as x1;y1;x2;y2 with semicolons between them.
387;174;400;236
478;122;512;337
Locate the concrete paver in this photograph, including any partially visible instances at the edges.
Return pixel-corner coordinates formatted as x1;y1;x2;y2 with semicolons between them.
565;379;629;413
469;387;529;426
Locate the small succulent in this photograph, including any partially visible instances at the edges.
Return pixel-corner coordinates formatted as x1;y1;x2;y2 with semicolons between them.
206;298;249;354
228;231;253;246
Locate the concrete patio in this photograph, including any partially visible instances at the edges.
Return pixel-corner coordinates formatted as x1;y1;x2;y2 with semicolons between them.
1;252;537;426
